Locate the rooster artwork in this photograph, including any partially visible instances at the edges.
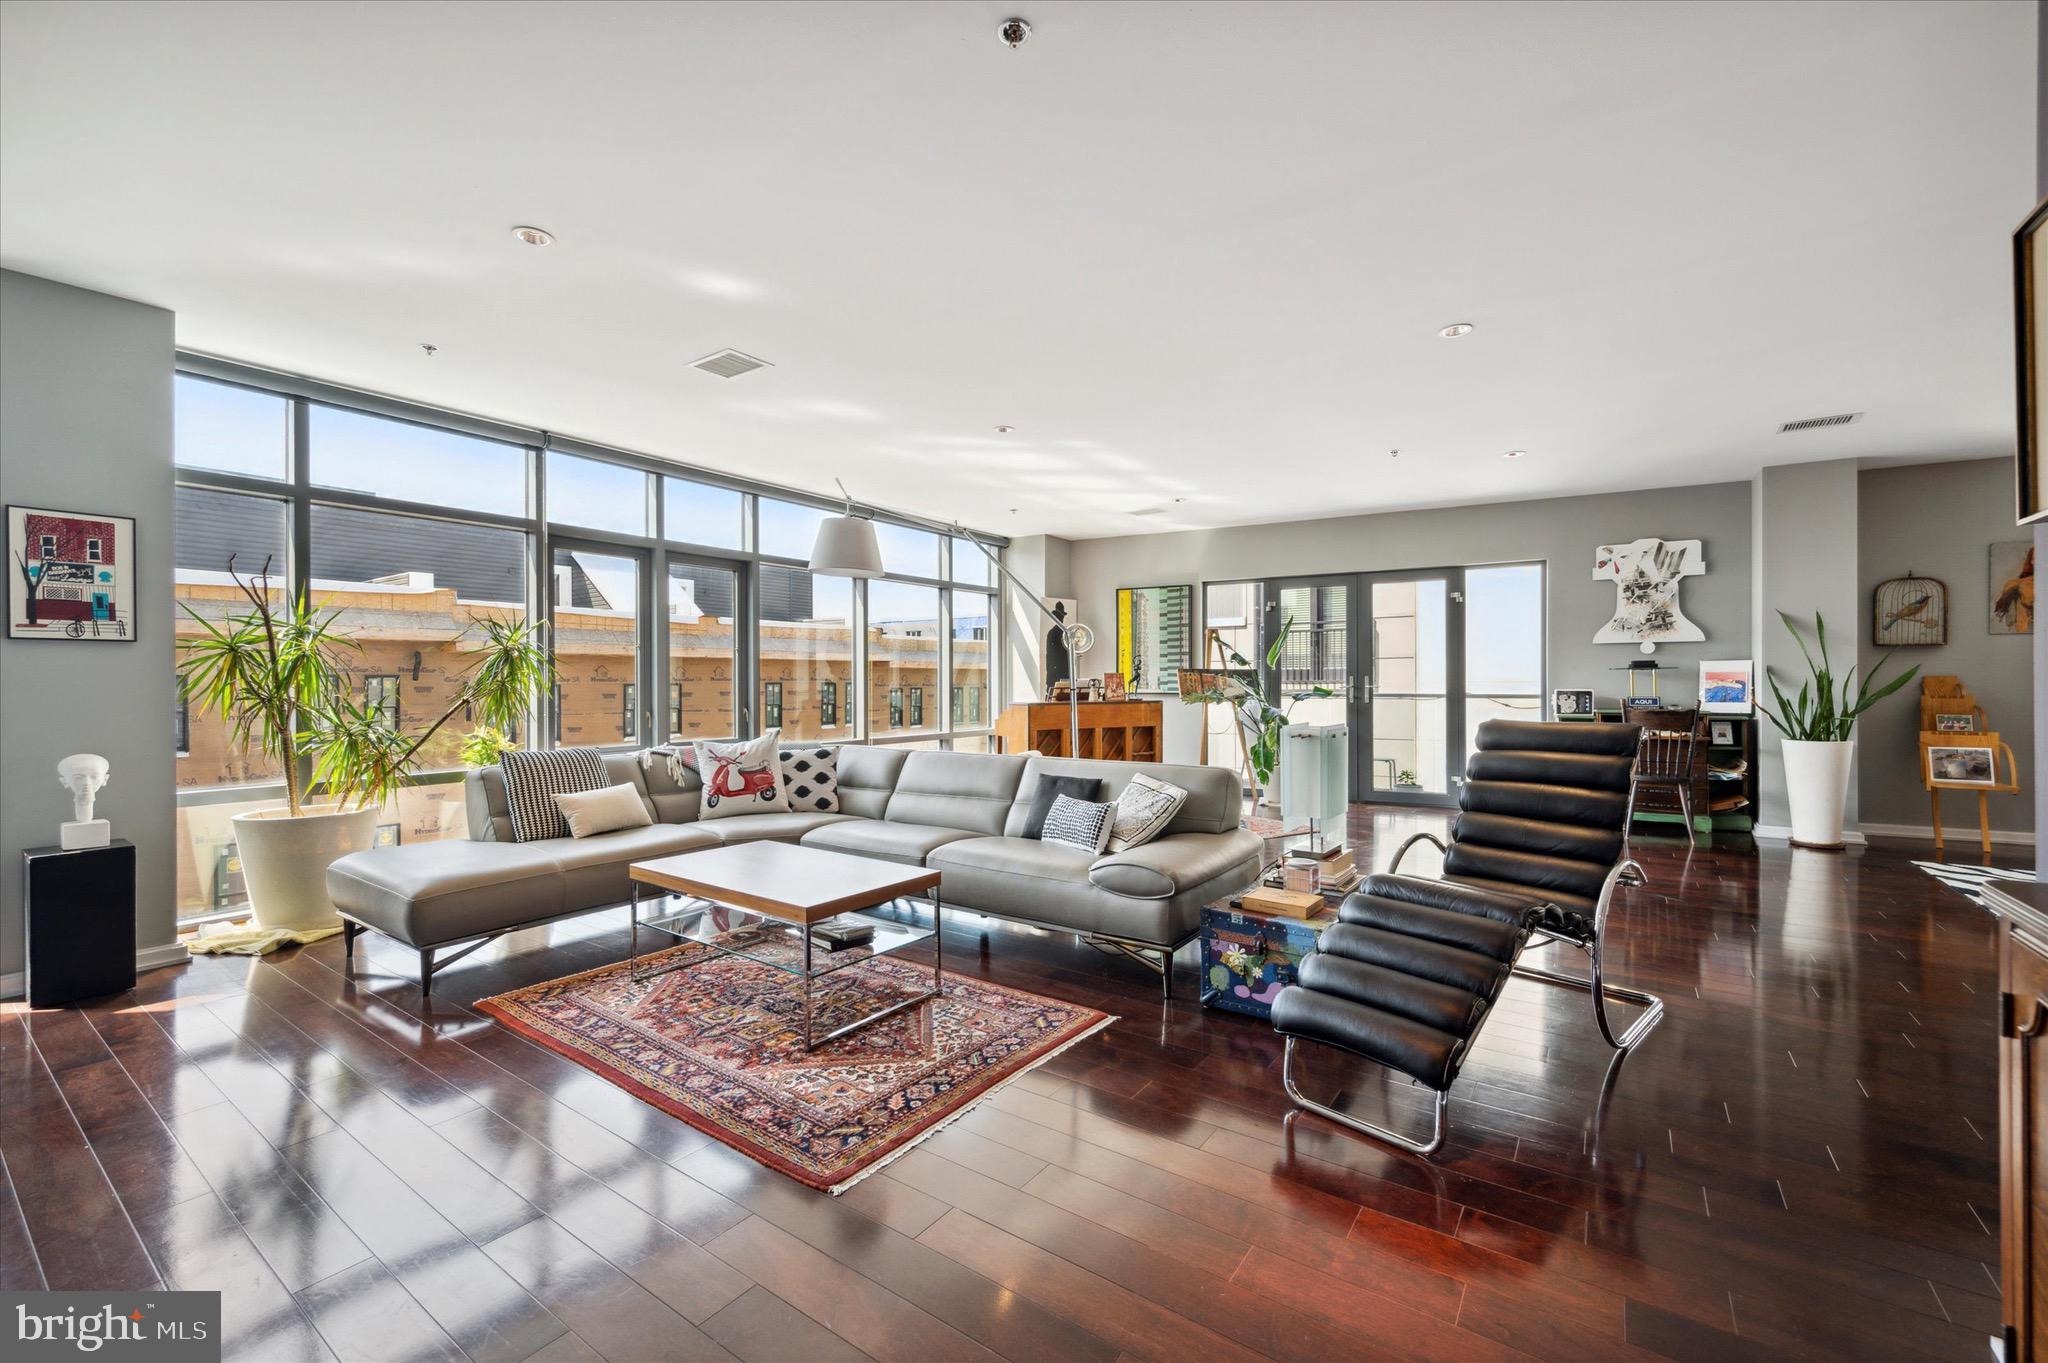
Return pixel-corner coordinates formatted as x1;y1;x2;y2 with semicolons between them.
1591;538;1706;653
1991;542;2035;635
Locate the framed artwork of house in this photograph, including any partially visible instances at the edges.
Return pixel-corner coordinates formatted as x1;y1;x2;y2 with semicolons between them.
7;505;136;642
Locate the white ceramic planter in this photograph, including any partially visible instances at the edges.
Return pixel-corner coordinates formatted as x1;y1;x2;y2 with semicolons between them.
1781;739;1853;850
231;804;377;931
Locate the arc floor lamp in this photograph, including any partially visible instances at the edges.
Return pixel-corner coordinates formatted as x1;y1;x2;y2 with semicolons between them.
808;481;1094;758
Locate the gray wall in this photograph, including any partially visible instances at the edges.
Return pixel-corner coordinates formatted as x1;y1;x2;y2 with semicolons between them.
1859;458;2035;836
0;271;177;983
1755;459;1862;831
1066;481;1753;766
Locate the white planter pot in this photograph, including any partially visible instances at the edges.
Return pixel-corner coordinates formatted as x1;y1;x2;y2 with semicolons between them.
231;804;377;931
1781;739;1854;850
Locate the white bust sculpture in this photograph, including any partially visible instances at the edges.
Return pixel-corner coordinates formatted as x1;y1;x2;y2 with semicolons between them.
57;753;111;849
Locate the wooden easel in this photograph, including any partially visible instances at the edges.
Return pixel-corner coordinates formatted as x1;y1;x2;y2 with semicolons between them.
1196;628;1261;804
1922;731;2022;859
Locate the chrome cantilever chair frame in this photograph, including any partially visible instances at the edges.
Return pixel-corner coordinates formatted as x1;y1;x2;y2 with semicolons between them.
1387;832;1662;1050
1280;835;1661;1156
1281;1035;1452;1154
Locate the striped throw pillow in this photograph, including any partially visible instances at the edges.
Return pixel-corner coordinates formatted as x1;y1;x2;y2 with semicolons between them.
499;747;610;842
1041;793;1115;853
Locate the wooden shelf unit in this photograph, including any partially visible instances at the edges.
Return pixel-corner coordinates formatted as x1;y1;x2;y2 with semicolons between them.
994;700;1163;761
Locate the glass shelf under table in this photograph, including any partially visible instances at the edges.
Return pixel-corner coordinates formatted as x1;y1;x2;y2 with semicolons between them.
633;894;935;982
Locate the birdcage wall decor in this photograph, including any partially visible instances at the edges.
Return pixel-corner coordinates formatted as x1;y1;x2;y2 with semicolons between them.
1872;573;1948;646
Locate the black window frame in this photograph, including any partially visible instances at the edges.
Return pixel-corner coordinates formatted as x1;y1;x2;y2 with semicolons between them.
763;680;784;730
888;686;903;729
820;680;838;728
364;673;401;728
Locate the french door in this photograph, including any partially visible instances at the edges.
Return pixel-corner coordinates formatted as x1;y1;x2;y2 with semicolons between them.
1255;564;1540;807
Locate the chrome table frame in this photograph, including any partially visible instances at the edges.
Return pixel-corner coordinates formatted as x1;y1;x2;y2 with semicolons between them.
627;881;945;1050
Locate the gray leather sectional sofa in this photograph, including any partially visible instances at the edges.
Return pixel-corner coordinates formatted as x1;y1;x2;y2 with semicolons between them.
325;746;1262;997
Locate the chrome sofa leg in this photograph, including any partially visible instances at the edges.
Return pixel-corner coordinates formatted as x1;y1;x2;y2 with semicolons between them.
1280;1037;1449;1156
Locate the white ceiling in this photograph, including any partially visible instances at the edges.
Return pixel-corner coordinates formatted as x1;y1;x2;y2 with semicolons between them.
0;1;2035;540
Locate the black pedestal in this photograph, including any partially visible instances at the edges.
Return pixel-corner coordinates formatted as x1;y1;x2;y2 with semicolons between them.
23;839;136;1007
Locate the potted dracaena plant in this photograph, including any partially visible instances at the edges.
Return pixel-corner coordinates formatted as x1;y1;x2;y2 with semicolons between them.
1181;615;1335;808
177;558;553;930
1755;610;1917;850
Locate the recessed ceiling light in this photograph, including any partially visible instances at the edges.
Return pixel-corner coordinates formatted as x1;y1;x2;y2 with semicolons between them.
993;425;1015;434
1439;323;1474;338
1504;449;1526;459
511;225;555;247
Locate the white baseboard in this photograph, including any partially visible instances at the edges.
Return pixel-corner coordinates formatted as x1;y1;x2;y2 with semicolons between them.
136;941;191;972
1859;822;2037;848
1751;824;1868;845
0;943;190;1001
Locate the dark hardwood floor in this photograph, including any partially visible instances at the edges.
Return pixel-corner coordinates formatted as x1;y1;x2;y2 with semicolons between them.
0;808;2020;1363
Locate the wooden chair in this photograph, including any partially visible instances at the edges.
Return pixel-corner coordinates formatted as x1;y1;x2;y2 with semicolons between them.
1626;709;1701;847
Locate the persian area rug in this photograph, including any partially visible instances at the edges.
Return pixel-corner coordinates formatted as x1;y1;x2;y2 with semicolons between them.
1914;859;2035;910
475;945;1113;1193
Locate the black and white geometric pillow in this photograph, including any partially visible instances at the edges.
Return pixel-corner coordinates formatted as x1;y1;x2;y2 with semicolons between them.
1107;773;1189;852
1041;793;1115;853
778;746;841;812
499;746;610;842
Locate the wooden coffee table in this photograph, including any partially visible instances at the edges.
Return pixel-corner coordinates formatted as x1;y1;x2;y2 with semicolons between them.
627;842;944;1049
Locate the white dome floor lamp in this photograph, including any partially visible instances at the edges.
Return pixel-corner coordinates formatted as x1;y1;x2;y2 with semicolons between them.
810;480;1094;758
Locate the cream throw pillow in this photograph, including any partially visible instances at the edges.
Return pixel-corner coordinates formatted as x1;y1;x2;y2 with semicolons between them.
694;729;792;819
553;783;654;838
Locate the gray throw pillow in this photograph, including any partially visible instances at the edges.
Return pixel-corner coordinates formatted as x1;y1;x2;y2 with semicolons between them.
1023;774;1102;839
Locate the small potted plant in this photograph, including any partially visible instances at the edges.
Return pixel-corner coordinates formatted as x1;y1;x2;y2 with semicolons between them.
1756;610;1916;849
178;559;552;930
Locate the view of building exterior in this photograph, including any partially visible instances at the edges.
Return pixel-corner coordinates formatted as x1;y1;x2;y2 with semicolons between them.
172;569;989;917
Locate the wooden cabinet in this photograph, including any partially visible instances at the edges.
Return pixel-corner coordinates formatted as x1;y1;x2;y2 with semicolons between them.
1987;882;2048;1363
994;700;1162;762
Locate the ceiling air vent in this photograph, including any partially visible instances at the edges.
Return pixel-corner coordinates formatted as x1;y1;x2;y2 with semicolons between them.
691;348;772;379
1778;411;1863;434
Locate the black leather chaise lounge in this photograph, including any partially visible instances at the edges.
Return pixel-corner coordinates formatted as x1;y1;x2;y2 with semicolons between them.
1270;719;1659;1155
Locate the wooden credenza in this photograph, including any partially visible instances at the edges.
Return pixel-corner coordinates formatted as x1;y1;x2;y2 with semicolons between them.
994;700;1162;762
1985;881;2048;1363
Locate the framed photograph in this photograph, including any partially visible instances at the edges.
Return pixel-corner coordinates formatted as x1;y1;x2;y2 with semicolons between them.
1934;712;1977;734
2016;195;2048;523
1709;719;1735;746
7;504;137;641
373;823;401;848
1114;584;1193;693
1101;671;1127;702
1551;687;1596;718
1990;541;2034;634
1925;741;1998;787
1698;659;1754;714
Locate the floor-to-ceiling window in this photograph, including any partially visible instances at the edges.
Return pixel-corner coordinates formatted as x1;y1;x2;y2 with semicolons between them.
172;363;1005;926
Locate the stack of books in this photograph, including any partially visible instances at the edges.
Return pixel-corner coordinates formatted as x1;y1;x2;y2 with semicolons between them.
1275;844;1359;897
808;919;876;952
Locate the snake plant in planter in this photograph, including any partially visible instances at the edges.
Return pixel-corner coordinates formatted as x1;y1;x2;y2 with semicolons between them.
177;559;553;930
1755;610;1916;849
